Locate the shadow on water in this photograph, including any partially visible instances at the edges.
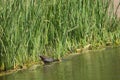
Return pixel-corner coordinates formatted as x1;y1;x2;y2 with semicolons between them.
1;47;120;80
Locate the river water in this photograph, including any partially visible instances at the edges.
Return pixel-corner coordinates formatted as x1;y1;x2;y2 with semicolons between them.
0;47;120;80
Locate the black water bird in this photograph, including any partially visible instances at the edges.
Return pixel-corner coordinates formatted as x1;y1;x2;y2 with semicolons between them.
39;56;60;64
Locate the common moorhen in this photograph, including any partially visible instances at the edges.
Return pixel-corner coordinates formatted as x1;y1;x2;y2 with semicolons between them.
39;56;59;64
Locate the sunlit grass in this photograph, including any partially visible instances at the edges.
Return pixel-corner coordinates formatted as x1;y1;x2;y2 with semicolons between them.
0;0;120;71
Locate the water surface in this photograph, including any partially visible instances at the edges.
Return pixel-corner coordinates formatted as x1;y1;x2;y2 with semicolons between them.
0;47;120;80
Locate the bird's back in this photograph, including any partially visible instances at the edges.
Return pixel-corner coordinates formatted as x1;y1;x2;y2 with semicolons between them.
39;56;54;64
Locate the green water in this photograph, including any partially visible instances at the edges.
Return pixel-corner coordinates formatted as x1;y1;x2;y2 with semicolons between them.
1;47;120;80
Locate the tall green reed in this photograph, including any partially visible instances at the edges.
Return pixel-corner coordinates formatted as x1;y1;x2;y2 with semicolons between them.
0;0;120;70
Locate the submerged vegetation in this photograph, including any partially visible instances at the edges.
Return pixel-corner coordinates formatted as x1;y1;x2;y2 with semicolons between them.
0;0;120;71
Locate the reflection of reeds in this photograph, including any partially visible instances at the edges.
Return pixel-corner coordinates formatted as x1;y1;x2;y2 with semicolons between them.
0;0;120;71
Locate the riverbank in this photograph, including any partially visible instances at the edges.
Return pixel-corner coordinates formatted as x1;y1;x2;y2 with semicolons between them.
0;61;41;76
0;43;120;76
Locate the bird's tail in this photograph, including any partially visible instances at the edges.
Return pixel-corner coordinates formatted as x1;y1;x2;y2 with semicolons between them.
53;58;61;62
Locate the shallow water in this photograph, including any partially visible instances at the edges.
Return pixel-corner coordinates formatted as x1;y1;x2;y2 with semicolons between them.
1;47;120;80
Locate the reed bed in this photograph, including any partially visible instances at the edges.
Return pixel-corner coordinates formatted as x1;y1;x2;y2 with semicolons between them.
0;0;120;71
